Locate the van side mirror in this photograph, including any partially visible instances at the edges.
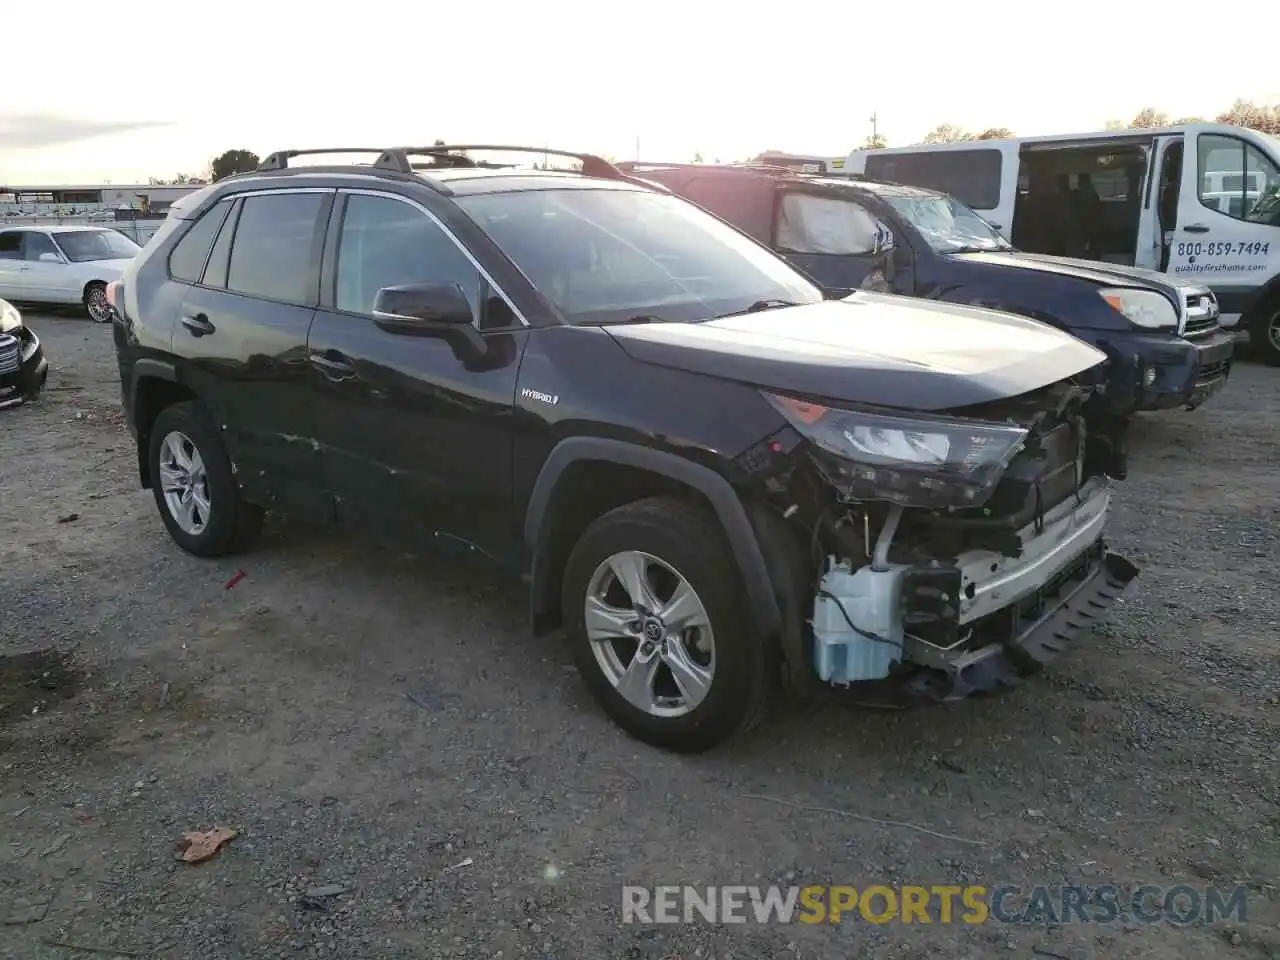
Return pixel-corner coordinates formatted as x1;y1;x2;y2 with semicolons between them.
38;252;63;264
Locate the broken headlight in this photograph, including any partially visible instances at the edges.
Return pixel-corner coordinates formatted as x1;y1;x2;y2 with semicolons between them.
762;392;1028;509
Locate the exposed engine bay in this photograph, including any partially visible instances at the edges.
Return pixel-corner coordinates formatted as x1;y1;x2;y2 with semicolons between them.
739;376;1140;701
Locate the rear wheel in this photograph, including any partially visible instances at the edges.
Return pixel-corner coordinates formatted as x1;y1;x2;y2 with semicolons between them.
561;497;772;752
83;282;110;323
148;401;263;557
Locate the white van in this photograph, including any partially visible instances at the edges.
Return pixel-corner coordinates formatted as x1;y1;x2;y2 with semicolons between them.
843;123;1280;363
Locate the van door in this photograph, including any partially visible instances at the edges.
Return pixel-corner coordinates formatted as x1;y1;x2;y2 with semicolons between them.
1168;128;1280;325
1135;134;1182;271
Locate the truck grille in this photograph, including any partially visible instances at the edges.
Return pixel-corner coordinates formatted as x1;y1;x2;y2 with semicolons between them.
0;334;20;375
1182;291;1220;339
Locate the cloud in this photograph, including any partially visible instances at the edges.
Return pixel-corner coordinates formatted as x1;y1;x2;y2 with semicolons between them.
0;114;172;149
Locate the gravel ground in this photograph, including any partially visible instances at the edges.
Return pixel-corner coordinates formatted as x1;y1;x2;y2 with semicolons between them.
1;315;1277;960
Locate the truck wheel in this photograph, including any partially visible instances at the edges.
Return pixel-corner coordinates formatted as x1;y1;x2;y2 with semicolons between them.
561;497;772;752
1255;300;1280;367
148;401;264;557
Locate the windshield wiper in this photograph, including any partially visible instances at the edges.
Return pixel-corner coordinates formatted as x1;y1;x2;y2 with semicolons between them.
599;315;670;326
715;299;800;319
947;244;1010;254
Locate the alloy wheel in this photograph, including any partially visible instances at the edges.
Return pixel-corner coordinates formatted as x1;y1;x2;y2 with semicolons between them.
584;550;716;718
158;430;211;535
86;287;111;323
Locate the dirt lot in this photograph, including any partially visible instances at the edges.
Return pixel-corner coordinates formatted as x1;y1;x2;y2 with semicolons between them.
1;316;1277;960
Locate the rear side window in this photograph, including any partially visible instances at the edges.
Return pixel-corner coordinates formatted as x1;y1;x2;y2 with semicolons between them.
681;175;775;243
226;193;326;304
866;149;1003;210
168;201;232;283
776;193;884;255
0;233;19;259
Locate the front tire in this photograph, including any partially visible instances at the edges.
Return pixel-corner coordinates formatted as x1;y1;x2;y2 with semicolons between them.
147;401;263;557
83;282;110;323
561;497;772;752
1253;299;1280;367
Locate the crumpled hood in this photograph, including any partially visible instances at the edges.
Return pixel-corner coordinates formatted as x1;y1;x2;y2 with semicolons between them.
952;250;1207;294
604;293;1108;412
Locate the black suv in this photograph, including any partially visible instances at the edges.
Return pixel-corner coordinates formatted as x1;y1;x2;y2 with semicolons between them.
111;145;1139;752
621;162;1236;437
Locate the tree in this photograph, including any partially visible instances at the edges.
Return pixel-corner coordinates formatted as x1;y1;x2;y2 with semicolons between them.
211;149;260;181
692;150;704;163
974;127;1014;140
922;123;968;144
861;133;888;149
1129;108;1170;129
1216;99;1280;134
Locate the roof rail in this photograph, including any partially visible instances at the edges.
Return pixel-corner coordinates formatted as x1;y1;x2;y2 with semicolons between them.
617;160;799;176
400;144;627;181
257;148;402;172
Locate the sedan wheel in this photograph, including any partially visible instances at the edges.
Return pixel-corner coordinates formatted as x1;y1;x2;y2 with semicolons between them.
85;285;111;323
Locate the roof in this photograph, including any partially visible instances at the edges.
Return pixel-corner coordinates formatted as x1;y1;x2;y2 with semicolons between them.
423;168;647;196
0;223;123;233
817;177;944;200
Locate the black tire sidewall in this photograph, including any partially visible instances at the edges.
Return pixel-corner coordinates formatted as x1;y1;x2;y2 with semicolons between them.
1256;305;1280;366
562;500;766;752
148;402;245;557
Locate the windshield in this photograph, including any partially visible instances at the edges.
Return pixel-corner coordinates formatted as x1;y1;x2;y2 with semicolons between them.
53;229;141;262
455;188;822;324
881;193;1011;253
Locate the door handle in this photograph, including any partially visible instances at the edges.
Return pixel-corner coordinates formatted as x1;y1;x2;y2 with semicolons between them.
17;266;30;272
181;313;216;337
1183;224;1210;234
308;352;357;381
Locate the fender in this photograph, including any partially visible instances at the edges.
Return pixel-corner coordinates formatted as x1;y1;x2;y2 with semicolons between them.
524;436;782;640
126;358;178;432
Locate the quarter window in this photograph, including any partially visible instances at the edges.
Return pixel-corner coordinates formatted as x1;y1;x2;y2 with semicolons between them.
168;201;232;284
1197;134;1280;225
865;149;1004;211
226;193;326;304
335;195;480;319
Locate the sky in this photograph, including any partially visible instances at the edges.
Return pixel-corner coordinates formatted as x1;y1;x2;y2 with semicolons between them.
3;0;1279;186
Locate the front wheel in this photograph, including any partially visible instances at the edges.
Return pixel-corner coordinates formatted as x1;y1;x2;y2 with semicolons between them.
1254;301;1280;367
83;282;111;323
561;497;773;752
147;401;263;557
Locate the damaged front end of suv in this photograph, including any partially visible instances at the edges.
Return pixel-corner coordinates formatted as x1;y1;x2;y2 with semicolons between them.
740;370;1139;704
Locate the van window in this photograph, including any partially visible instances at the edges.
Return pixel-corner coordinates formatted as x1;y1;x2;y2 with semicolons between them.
682;175;774;243
865;149;1003;210
1197;134;1280;225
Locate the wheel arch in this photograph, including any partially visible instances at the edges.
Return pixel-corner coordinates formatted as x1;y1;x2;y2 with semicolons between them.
524;437;781;642
128;359;198;488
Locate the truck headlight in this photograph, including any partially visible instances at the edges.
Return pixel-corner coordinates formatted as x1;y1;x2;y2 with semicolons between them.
0;299;21;334
1099;287;1177;330
763;392;1029;509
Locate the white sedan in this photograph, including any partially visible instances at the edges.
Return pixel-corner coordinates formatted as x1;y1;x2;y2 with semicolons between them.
0;225;140;323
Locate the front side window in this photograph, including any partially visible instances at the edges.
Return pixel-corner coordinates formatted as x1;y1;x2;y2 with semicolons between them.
776;193;885;255
879;190;1011;254
456;188;822;325
53;229;140;262
23;232;59;261
226;192;326;304
1197;133;1280;225
335;195;481;318
0;233;20;259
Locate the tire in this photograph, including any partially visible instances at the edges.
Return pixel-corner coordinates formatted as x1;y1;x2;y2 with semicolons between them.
1252;299;1280;367
83;282;110;323
561;496;773;752
147;401;263;557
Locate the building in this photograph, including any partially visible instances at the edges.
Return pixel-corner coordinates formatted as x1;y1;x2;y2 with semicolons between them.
0;182;204;218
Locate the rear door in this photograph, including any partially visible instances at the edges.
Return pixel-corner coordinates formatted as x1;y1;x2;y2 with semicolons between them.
173;188;333;521
0;231;27;299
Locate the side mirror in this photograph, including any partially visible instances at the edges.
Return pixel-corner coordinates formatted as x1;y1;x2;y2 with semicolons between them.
38;252;63;264
372;282;474;335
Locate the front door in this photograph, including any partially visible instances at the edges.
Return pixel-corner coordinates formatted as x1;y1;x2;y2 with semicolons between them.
0;231;28;300
18;231;77;303
1167;128;1280;325
307;190;525;562
774;191;894;294
173;188;332;521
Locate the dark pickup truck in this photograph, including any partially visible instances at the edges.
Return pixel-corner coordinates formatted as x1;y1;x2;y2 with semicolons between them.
622;162;1236;455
